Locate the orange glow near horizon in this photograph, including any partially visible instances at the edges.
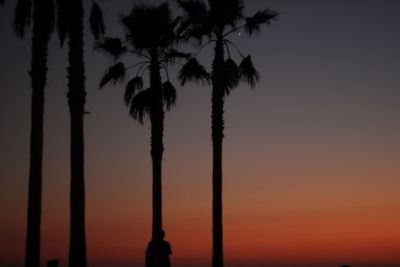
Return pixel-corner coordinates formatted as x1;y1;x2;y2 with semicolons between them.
2;146;400;267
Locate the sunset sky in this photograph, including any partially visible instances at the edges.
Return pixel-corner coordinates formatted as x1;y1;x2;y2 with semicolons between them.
1;0;400;266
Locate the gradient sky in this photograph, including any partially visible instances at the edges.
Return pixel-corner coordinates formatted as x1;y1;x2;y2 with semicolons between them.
1;0;400;266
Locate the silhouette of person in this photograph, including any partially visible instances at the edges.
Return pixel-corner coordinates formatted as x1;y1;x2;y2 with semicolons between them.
145;230;172;267
47;259;58;267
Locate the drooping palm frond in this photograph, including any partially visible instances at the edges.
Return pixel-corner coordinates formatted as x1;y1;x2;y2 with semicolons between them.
179;57;210;85
124;76;143;105
163;48;191;61
245;9;279;35
14;0;32;38
100;62;125;88
89;2;105;40
95;37;126;60
223;58;239;94
56;0;71;46
239;55;259;88
0;0;5;6
43;0;55;41
129;88;153;124
162;81;177;110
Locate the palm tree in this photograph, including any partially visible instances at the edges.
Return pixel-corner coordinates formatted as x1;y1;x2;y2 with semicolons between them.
177;1;278;266
55;0;104;266
96;1;186;259
14;0;55;266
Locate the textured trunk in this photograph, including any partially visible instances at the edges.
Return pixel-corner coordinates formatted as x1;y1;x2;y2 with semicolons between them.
25;1;49;266
211;34;225;267
67;1;87;266
149;50;164;240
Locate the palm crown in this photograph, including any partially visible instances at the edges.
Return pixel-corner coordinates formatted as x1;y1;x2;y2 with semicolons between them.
97;2;189;123
177;0;278;94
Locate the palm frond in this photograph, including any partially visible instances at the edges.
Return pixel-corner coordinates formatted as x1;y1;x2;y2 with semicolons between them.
95;37;126;60
185;23;213;44
44;0;56;40
130;88;153;124
178;57;210;85
171;15;182;31
245;9;279;35
0;0;5;6
176;0;212;41
176;0;208;23
124;76;143;105
239;55;259;88
13;0;31;38
100;62;126;88
163;48;191;60
122;2;175;50
209;0;243;27
162;81;177;110
89;2;105;40
224;58;239;94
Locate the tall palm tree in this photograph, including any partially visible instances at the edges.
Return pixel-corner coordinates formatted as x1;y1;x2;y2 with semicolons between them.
55;0;104;266
96;1;186;257
177;1;278;266
14;0;55;266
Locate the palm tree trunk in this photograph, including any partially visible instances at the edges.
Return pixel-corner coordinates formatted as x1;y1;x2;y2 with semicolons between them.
149;52;164;240
67;1;86;266
211;34;225;267
25;1;49;266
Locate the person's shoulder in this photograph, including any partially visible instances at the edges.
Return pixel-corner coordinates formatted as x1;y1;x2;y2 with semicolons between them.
162;240;172;253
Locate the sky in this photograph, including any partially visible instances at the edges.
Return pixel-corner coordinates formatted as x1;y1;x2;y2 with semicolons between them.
1;0;400;266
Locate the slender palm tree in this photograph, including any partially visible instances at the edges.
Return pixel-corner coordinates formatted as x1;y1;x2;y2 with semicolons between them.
14;0;55;266
96;1;187;258
177;1;278;266
55;0;104;266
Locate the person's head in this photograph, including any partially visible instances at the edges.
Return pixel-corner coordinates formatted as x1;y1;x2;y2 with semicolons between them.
157;230;165;240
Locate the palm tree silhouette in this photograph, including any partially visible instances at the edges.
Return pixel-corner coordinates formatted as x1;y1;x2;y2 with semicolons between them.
55;0;104;266
177;1;278;266
96;2;187;261
14;0;55;266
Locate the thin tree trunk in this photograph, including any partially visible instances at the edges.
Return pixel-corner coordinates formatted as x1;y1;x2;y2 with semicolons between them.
149;51;164;239
68;1;86;266
25;1;49;266
211;34;225;267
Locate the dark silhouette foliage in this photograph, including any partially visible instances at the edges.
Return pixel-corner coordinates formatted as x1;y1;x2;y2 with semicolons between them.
124;76;144;105
100;62;126;87
89;2;105;40
179;57;210;85
95;37;126;60
239;55;259;88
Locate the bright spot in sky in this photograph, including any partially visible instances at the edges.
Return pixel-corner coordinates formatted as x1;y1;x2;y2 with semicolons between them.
238;32;242;36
